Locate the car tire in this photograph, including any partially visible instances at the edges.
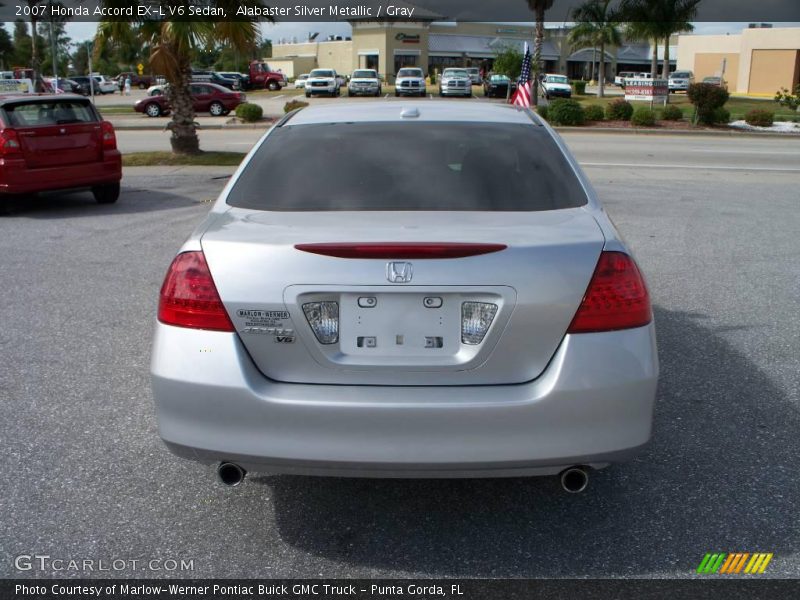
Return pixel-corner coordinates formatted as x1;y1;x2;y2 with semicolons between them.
305;91;311;98
209;102;225;116
144;102;162;117
93;183;120;205
267;80;280;91
394;92;399;97
139;83;147;90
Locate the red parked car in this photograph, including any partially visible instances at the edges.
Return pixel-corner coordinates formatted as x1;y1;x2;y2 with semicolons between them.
134;82;246;117
0;94;122;207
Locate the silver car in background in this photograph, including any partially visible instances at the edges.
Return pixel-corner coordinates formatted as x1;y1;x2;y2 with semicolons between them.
151;102;658;491
439;68;472;97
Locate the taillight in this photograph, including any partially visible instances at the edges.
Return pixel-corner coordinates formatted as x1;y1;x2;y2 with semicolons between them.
158;251;234;332
101;121;117;151
0;129;22;157
567;251;652;333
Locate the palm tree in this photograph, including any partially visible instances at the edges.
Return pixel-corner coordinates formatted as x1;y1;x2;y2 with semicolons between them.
526;0;554;106
620;0;700;78
568;0;622;98
624;21;662;79
96;5;263;154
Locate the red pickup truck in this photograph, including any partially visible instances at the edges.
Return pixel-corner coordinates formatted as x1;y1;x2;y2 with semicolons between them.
248;61;287;91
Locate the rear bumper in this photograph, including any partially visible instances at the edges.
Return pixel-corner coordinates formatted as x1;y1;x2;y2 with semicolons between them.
0;152;121;195
151;322;658;477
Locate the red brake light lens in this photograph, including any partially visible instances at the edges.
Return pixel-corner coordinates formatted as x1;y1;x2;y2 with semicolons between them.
0;129;22;157
294;242;507;259
567;251;652;333
158;251;234;332
101;121;117;151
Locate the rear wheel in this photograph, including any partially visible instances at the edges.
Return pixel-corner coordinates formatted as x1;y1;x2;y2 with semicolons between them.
209;101;225;116
305;91;311;98
144;103;161;117
267;80;280;91
93;183;120;205
139;82;147;89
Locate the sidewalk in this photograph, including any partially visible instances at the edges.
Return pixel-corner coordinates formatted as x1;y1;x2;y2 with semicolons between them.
105;114;275;130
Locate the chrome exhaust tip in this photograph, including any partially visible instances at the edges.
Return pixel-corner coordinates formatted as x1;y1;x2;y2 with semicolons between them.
217;462;246;487
560;467;589;494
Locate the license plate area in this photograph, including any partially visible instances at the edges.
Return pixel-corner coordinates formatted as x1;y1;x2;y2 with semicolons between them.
341;291;460;358
285;285;516;371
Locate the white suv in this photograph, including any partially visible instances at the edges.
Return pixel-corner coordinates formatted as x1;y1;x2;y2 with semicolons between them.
305;69;340;97
395;68;426;97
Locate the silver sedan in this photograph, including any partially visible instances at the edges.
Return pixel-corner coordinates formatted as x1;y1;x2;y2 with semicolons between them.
151;102;658;491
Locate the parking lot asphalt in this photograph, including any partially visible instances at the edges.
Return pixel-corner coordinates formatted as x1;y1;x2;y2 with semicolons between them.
1;137;799;578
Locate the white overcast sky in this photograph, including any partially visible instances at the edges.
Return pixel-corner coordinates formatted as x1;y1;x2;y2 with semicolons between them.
3;21;799;46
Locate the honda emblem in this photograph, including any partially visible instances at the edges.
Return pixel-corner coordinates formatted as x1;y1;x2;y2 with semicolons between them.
386;262;413;283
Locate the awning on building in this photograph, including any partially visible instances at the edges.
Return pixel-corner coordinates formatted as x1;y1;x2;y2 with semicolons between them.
567;47;615;62
428;34;559;60
615;43;678;64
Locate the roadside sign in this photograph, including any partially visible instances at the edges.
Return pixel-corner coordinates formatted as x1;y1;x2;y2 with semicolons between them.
624;78;669;104
0;78;34;93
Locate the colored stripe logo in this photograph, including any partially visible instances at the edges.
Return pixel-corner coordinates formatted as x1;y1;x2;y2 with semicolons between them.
697;553;773;574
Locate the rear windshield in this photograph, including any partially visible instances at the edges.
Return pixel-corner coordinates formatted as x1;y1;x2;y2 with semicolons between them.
2;99;97;127
227;122;587;211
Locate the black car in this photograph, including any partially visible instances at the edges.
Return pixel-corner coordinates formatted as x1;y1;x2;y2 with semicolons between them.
483;74;517;98
218;72;251;90
70;76;95;95
191;71;240;90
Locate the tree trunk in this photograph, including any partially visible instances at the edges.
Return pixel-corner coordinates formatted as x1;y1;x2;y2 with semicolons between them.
532;7;545;107
30;17;45;92
166;63;200;155
662;36;671;80
650;38;659;79
598;42;605;98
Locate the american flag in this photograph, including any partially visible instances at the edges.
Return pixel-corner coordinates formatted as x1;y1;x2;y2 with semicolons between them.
510;42;532;107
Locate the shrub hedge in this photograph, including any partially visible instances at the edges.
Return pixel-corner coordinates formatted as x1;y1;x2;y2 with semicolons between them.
547;98;585;126
235;103;263;122
284;99;309;113
744;109;774;127
631;107;657;127
605;98;633;121
661;104;683;121
583;104;605;121
687;83;730;125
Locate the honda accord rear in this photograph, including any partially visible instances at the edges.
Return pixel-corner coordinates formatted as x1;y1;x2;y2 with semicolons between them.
151;102;658;483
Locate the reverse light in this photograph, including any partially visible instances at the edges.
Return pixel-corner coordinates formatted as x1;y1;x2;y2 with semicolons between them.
101;121;117;151
302;301;339;344
461;302;498;345
0;129;22;157
158;251;234;332
567;251;652;333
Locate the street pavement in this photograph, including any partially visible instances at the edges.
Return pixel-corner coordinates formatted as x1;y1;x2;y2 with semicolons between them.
1;134;798;579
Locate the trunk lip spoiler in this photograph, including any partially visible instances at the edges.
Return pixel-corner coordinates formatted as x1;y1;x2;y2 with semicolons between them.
293;242;508;259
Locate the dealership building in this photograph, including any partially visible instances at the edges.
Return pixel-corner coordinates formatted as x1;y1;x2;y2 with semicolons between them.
270;18;677;83
677;27;800;95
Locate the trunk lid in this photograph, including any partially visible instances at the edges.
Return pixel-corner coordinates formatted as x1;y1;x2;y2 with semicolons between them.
201;209;605;386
